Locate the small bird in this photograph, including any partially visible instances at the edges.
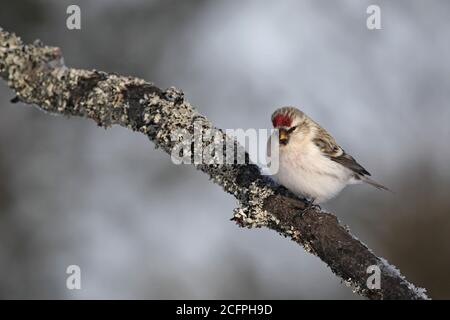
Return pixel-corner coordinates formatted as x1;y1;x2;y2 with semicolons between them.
267;106;389;204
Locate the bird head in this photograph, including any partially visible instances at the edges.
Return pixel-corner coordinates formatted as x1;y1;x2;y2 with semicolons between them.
271;107;307;146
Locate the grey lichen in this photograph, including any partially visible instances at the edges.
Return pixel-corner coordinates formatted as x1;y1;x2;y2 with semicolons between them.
233;182;275;228
0;29;266;206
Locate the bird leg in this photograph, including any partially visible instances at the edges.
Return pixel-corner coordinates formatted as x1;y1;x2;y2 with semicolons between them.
295;198;320;219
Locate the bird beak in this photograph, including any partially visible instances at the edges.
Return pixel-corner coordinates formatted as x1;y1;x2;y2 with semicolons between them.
279;129;289;145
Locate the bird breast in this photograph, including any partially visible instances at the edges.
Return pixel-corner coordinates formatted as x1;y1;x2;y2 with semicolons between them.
274;140;352;203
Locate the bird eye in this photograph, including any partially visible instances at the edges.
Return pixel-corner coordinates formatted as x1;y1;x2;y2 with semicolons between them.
287;126;298;134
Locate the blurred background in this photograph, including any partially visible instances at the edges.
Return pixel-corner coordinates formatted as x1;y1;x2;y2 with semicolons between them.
0;0;449;299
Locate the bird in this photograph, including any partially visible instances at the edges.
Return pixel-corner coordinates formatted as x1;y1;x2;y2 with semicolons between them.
267;106;389;205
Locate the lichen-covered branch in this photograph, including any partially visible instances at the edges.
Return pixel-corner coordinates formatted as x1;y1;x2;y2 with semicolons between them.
0;27;428;300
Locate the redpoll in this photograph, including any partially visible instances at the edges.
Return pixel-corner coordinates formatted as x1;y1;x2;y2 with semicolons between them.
267;106;389;204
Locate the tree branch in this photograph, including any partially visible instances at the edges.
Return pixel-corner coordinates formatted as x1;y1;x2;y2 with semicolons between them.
0;27;428;300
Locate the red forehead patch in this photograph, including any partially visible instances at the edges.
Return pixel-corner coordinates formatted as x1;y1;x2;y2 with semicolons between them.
272;114;292;128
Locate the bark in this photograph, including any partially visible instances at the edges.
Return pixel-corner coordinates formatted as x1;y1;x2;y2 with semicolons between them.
0;27;429;300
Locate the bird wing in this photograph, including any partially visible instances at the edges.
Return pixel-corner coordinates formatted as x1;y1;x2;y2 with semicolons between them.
312;126;371;177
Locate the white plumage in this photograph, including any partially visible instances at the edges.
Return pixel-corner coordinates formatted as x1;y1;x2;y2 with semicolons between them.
267;107;388;204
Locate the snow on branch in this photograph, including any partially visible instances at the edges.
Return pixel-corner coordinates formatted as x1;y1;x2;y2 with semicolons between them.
0;27;428;300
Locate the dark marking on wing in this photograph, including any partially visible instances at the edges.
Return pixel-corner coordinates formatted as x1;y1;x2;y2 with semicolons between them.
313;127;371;177
331;152;371;177
313;136;341;157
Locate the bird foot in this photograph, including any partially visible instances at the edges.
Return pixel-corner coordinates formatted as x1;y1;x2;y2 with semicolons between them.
294;200;321;220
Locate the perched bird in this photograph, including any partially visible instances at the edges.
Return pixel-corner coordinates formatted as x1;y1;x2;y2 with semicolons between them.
267;106;389;204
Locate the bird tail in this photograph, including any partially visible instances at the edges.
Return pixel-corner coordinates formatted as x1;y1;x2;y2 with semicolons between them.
362;176;392;192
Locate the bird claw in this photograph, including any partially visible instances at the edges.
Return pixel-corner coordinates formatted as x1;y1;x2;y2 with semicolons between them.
294;200;320;220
